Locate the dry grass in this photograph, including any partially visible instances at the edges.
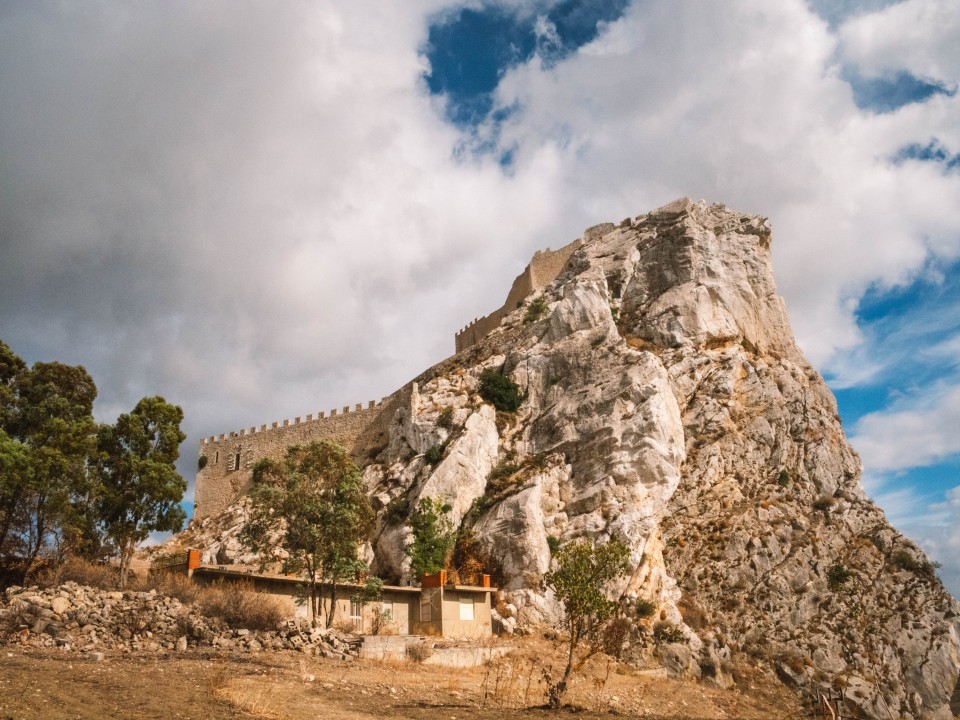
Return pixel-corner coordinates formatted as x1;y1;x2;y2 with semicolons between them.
32;556;119;590
196;579;285;631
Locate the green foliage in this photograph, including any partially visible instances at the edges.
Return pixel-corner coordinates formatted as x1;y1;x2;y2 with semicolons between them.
198;455;208;470
892;549;921;572
653;623;687;644
384;494;410;524
634;598;657;618
777;469;790;487
477;368;522;412
546;535;560;555
351;575;384;605
96;396;187;587
424;444;445;466
241;440;374;627
408;497;455;578
524;296;549;323
0;340;100;576
542;539;630;708
827;563;852;591
436;407;455;430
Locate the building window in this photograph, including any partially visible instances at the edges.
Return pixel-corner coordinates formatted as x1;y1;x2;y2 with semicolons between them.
350;599;363;631
215;451;219;465
420;591;433;622
459;595;474;621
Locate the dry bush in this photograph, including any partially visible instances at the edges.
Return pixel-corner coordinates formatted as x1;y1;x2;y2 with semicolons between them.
406;641;433;662
197;580;284;632
33;556;119;590
142;572;202;605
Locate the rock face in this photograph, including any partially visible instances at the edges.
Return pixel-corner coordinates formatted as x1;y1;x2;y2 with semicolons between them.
180;199;960;719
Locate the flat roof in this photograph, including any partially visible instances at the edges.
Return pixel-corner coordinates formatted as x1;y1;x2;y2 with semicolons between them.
193;565;496;592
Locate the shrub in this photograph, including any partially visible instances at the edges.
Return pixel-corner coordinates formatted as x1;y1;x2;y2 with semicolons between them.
34;556;118;590
777;469;790;487
406;641;433;662
144;571;202;604
478;369;522;412
827;563;851;591
524;296;549;323
653;623;687;645
424;444;445;466
635;598;656;618
892;550;921;572
436;407;455;430
198;580;285;631
198;455;208;470
384;495;410;524
546;535;560;555
813;495;834;512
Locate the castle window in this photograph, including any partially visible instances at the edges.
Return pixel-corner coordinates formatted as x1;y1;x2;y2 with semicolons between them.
215;451;219;465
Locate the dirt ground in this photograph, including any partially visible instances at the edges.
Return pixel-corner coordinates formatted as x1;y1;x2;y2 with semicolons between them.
0;640;808;720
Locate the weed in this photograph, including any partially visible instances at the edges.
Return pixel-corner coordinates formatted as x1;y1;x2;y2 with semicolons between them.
524;297;549;323
436;406;455;430
424;444;445;466
827;563;852;591
634;598;656;618
406;641;433;662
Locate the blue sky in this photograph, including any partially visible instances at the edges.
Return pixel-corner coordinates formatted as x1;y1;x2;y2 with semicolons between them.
0;0;958;593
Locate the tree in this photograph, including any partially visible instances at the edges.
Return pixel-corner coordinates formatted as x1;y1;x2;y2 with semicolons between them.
542;539;630;709
408;497;456;578
0;344;99;576
96;396;187;587
241;440;374;627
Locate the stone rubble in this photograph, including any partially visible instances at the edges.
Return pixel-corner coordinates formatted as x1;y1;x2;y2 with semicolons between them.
0;582;358;660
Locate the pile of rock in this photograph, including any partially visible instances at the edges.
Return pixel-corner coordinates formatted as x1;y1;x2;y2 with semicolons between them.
1;582;356;660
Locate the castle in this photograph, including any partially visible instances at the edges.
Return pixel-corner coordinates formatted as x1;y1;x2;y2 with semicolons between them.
194;235;586;518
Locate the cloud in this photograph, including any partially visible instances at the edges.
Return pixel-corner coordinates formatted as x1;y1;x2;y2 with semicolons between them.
851;384;960;472
839;0;960;84
1;0;959;519
910;485;960;597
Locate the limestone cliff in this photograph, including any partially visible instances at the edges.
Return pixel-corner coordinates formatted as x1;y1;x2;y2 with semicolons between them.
179;199;960;719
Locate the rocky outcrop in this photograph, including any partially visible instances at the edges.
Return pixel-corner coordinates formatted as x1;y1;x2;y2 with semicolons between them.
180;199;960;719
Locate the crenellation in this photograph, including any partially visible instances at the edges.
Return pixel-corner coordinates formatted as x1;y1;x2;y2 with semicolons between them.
454;236;583;353
195;390;405;518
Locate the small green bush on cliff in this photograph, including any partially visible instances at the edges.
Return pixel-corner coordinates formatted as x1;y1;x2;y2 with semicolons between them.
524;296;549;323
478;368;522;412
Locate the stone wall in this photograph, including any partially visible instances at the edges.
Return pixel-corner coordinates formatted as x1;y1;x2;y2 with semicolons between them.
454;237;583;353
194;392;402;519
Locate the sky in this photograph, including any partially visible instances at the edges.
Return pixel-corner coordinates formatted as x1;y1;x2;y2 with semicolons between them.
0;0;958;593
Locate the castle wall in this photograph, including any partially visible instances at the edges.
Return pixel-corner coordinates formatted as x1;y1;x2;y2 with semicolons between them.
196;235;584;519
194;394;399;519
454;237;582;353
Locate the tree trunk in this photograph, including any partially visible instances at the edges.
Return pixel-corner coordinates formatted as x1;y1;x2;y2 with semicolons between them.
327;583;338;628
118;538;134;588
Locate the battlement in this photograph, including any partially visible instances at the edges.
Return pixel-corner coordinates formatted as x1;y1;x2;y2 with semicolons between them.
454;237;582;353
194;391;403;519
200;398;388;445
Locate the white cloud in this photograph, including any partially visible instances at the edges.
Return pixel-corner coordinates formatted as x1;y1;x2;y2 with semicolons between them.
911;485;960;597
851;384;960;471
839;0;960;83
2;0;960;510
